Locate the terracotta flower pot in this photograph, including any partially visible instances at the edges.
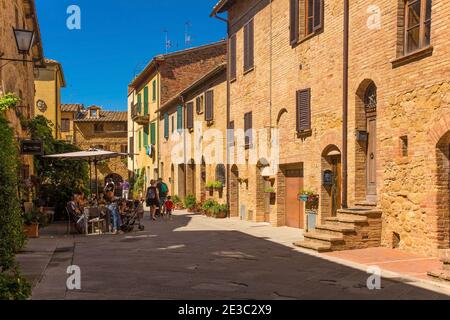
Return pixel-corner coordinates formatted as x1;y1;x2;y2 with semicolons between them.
24;223;39;238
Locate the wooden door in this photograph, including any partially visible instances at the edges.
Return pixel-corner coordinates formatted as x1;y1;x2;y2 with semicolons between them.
285;170;304;229
331;157;342;217
366;116;377;202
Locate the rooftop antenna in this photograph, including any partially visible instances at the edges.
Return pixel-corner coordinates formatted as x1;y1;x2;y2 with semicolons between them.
163;29;172;54
185;21;193;48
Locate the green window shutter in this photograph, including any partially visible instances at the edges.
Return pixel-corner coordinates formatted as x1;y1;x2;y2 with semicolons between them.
143;87;149;115
152;80;157;102
150;122;156;145
137;94;142;114
177;105;183;131
164;113;169;139
143;126;149;147
138;130;142;150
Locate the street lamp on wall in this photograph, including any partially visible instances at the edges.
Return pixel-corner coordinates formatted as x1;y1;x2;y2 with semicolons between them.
13;28;35;55
0;28;36;66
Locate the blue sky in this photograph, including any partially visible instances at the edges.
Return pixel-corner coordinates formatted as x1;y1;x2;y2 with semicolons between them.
35;0;226;111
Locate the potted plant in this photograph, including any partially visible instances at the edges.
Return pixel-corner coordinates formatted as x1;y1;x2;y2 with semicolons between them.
202;199;216;217
211;203;228;219
213;181;224;190
184;195;197;212
299;189;319;210
172;195;184;210
265;187;276;204
23;208;41;238
206;181;215;196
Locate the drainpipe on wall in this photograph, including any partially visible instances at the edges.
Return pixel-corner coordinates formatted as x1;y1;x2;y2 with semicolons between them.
212;12;230;218
342;0;349;209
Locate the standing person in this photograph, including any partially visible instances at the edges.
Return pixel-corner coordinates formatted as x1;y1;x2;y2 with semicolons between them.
104;178;115;200
105;192;123;235
156;178;169;216
146;180;159;221
121;180;130;200
165;196;174;220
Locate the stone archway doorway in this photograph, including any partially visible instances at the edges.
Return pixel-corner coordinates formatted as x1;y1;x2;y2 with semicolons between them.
178;164;186;199
356;80;378;203
200;158;206;202
186;159;196;197
105;173;124;197
321;146;342;221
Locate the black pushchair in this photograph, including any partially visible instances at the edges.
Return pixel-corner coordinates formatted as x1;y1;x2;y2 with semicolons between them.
121;200;145;233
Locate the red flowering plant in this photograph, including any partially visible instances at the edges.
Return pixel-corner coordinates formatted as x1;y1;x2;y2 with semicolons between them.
299;189;319;210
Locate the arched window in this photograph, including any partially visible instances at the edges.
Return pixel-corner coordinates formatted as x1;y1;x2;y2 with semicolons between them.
364;82;377;113
215;164;226;186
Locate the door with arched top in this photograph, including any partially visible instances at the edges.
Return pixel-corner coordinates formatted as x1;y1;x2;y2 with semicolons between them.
365;83;378;202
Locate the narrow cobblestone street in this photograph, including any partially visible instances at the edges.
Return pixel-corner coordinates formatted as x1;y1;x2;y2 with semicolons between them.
17;211;450;300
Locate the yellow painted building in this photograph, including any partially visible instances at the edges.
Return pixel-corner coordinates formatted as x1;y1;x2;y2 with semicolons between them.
128;73;161;191
34;58;66;139
127;42;227;197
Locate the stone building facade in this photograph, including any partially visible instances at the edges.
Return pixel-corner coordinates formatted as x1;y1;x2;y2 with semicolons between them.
212;0;450;257
159;64;228;204
127;42;227;195
0;0;44;200
60;103;83;144
74;106;129;192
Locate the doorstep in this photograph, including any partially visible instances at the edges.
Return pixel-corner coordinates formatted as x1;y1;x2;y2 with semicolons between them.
323;247;442;280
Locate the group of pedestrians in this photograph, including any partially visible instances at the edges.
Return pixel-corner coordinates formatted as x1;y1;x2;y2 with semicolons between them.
145;178;174;221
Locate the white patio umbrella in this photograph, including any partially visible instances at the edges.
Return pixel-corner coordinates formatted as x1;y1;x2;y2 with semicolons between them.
43;149;127;198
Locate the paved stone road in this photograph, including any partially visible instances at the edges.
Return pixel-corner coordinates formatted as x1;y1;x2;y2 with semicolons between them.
26;212;450;300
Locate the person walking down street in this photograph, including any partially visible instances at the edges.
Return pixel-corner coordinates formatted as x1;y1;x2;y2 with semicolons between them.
156;178;169;216
146;180;160;221
121;180;130;200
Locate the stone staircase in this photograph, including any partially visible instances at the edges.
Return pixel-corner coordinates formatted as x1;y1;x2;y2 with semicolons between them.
294;205;383;253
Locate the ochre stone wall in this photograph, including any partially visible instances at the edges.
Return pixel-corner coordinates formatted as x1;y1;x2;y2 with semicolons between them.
75;122;129;184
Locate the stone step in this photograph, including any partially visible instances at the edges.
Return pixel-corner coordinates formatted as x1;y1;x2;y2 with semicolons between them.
355;202;377;208
428;269;450;282
315;224;356;236
325;216;368;225
293;240;332;253
304;231;344;245
338;208;382;220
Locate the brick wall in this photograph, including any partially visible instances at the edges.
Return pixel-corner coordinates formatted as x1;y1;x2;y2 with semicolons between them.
160;43;227;105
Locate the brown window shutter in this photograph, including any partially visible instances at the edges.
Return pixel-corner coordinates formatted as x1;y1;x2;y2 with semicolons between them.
290;0;299;45
230;34;237;80
296;89;311;132
249;20;254;69
244;20;254;72
205;90;214;122
187;102;194;129
244;23;249;71
196;96;201;114
313;0;324;32
244;112;253;147
228;121;235;147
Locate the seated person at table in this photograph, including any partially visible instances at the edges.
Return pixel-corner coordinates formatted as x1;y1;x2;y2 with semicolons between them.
67;194;85;234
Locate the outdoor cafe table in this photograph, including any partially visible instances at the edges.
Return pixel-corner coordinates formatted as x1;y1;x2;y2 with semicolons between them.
83;206;107;235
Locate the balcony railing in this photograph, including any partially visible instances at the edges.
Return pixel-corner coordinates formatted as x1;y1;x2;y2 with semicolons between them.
131;103;149;125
